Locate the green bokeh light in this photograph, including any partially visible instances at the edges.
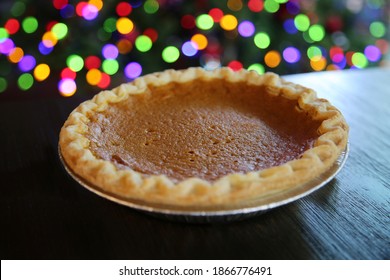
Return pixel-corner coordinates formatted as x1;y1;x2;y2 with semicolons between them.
102;59;119;75
66;55;84;72
264;0;280;13
294;14;310;32
254;32;270;49
135;35;153;52
0;28;8;42
103;18;117;33
0;77;7;93
352;52;368;68
196;14;214;30
248;63;265;74
22;17;38;34
11;2;26;17
308;24;325;42
52;23;68;40
18;73;34;91
307;46;322;59
162;46;180;63
370;22;386;38
144;0;159;14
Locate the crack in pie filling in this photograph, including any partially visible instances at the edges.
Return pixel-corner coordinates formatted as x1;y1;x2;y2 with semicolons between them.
59;67;349;206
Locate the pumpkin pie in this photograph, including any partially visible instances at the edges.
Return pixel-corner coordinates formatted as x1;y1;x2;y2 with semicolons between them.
59;67;348;206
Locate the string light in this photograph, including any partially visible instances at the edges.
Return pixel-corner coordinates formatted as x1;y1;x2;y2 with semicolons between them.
0;0;386;97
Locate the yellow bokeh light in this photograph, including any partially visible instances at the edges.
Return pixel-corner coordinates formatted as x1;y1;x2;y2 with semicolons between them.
310;56;327;71
86;69;102;85
89;0;103;11
191;34;208;50
33;64;50;81
117;39;133;54
8;47;24;63
220;14;238;31
116;17;134;35
326;64;340;71
264;50;281;68
42;31;58;47
227;0;243;11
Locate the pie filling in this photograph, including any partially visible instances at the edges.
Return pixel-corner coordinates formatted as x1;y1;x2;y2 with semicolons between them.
87;80;322;182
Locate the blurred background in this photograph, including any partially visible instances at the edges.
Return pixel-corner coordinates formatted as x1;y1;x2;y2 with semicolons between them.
0;0;389;97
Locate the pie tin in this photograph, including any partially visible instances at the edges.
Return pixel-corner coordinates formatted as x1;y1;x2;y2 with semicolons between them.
59;144;349;223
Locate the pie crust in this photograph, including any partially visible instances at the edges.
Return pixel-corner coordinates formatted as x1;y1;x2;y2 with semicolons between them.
59;67;349;206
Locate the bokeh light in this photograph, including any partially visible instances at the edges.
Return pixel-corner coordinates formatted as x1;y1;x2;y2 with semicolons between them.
0;0;387;96
254;32;271;49
33;64;50;81
144;0;159;14
86;68;102;85
209;8;224;22
116;17;134;34
283;47;301;63
102;59;119;75
51;23;68;40
182;41;198;57
196;14;214;30
248;63;265;74
5;19;20;35
264;50;281;68
85;56;101;70
18;73;34;90
124;62;142;79
58;78;77;97
22;17;38;34
364;45;381;62
369;21;386;38
308;25;325;42
135;35;152;52
191;34;208;50
294;14;310;32
102;44;119;59
8;47;24;63
220;15;238;31
264;0;280;13
18;55;36;72
116;2;132;17
66;55;84;72
162;46;180;63
0;77;7;93
238;21;255;37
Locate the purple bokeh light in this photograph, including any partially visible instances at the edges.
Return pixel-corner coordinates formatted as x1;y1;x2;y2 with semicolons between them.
283;47;301;63
364;45;381;62
238;21;255;37
0;38;15;55
18;55;36;72
102;44;119;59
124;62;142;79
182;41;198;57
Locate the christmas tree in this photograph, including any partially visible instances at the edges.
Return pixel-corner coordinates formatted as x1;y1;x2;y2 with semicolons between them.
0;0;388;97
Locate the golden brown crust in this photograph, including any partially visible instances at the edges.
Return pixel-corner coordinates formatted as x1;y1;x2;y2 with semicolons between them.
59;67;349;206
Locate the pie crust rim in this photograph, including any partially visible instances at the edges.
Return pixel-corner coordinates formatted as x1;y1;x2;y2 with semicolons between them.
59;67;349;206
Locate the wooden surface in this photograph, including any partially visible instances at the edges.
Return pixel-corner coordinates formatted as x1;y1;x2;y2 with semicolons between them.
1;68;389;260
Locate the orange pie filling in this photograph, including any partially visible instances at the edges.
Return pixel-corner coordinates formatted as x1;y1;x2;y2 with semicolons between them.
86;80;322;182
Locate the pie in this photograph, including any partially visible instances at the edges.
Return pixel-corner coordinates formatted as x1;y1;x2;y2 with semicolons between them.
59;67;348;206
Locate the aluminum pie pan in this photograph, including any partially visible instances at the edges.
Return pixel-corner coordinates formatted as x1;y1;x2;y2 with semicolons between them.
59;143;349;222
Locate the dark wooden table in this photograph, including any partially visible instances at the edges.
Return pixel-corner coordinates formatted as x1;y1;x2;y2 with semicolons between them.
1;68;389;260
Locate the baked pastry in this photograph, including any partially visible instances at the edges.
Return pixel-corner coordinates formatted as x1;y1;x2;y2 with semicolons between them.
59;67;348;206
